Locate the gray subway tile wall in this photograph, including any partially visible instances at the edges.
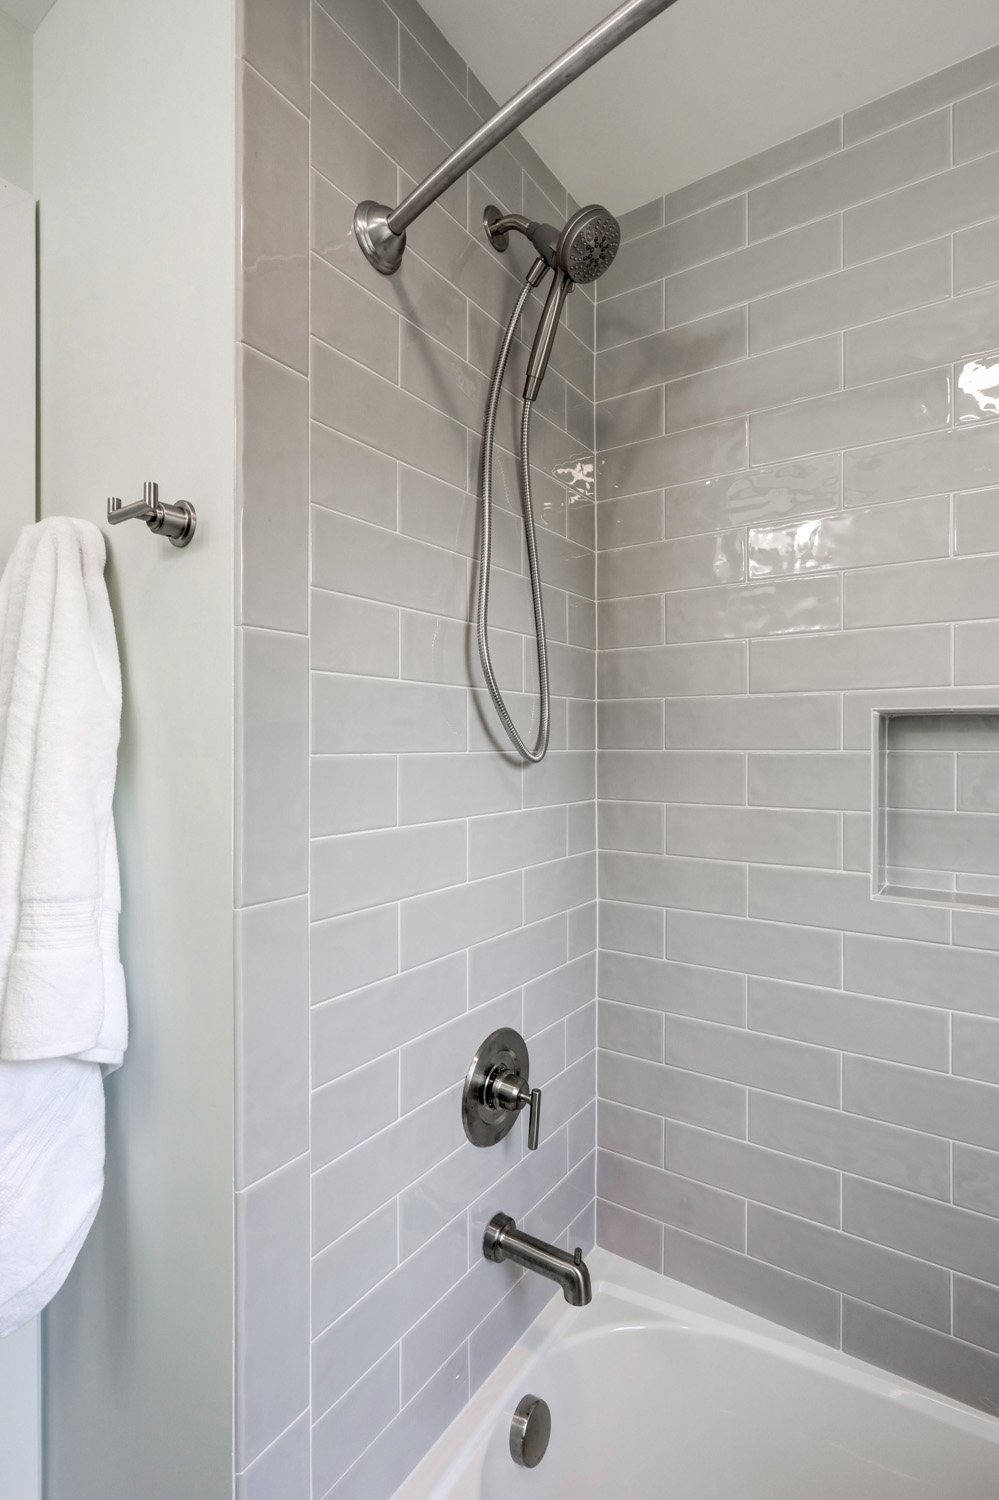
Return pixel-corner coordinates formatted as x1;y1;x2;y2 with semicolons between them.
235;0;595;1495
595;43;999;1419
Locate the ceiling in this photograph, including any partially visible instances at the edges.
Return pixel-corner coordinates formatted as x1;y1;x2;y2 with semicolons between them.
0;0;55;30
422;0;999;212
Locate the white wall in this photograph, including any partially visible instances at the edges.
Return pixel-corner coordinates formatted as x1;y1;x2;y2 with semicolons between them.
0;11;31;191
32;0;237;1496
0;172;40;1500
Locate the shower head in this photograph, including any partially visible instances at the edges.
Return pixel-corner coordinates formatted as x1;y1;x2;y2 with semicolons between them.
524;204;620;401
556;204;621;284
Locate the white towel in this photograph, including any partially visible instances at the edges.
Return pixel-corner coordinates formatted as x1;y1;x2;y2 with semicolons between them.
0;517;126;1335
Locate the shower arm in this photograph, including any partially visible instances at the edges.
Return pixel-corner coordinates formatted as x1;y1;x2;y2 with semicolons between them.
354;0;680;275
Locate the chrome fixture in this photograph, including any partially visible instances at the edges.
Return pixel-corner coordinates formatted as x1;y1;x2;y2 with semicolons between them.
484;1212;593;1306
107;482;196;548
510;1394;552;1469
352;0;679;275
477;205;620;762
463;1029;541;1150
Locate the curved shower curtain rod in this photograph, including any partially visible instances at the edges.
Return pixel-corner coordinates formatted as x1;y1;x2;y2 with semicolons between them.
354;0;681;275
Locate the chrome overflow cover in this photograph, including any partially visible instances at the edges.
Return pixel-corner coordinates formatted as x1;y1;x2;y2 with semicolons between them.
462;1028;542;1150
510;1393;551;1468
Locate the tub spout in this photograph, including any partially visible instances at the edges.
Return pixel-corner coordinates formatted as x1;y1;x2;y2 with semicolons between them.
483;1212;593;1306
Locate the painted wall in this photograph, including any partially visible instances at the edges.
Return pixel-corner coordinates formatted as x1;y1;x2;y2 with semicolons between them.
233;1;597;1493
0;11;32;192
32;0;237;1496
594;46;999;1415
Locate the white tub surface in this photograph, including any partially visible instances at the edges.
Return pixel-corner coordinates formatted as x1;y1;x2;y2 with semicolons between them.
395;1249;999;1499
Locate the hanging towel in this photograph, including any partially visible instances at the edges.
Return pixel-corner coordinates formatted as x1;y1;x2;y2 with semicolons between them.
0;517;127;1336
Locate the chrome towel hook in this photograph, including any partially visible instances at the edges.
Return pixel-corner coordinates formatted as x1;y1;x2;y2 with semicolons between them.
107;481;196;548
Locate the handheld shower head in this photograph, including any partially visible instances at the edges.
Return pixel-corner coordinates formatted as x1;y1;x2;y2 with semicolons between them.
523;204;620;401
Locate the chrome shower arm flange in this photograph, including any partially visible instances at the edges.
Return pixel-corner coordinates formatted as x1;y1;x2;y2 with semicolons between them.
354;200;406;276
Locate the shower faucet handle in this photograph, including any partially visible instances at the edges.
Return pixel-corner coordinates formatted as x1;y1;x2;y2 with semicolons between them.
462;1029;543;1151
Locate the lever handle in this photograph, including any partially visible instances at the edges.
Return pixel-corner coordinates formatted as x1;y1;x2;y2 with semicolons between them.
526;1087;542;1151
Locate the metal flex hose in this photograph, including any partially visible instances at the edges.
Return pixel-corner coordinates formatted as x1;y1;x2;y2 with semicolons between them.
477;278;551;763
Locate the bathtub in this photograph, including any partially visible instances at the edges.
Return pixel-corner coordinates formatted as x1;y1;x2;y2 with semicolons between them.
395;1249;999;1498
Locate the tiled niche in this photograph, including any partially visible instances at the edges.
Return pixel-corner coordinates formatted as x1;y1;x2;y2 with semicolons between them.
874;708;999;909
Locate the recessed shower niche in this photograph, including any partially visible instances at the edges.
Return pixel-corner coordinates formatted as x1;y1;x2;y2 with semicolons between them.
873;708;999;910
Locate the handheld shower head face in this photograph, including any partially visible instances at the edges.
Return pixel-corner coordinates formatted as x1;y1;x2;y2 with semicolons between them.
556;205;621;284
522;205;621;402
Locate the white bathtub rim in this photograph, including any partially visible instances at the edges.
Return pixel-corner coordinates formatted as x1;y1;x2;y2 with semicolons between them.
391;1247;999;1499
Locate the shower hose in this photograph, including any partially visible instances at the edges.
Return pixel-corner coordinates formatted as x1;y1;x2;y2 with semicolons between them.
477;276;551;763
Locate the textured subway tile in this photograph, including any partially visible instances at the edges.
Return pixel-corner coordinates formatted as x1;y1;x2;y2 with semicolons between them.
749;1206;949;1330
312;819;466;919
751;238;950;355
667;1122;840;1225
312;1054;399;1170
845;554;999;628
663;1013;839;1104
310;905;398;1004
238;346;308;633
398;753;520;824
311;85;396;205
468;915;567;1006
311;954;464;1088
954;487;999;555
666;692;840;749
311;591;398;678
668;911;841;988
844;1174;999;1286
598;749;745;804
599;1049;747;1136
668;217;841;328
667;335;842;432
598;637;747;704
845;149;999;264
596;388;664;451
667;574;842;644
597;307;747;402
599;531;745;600
599;196;746;299
311;254;399;379
240;0;309;109
887;808;999;880
311;756;396;837
598;418;747;500
663;1227;840;1346
956;82;999;164
843;1299;999;1418
600;800;665;854
596;282;665;351
600;900;665;957
663;120;843;223
847;284;999;386
239;65;309;372
750;866;950;944
525;953;595;1035
954;1274;999;1357
663;453;841;538
313;509;468;620
309;421;396;528
749;622;951;692
844;45;999;144
845;933;999;1020
317;0;399;85
599;950;746;1024
955;217;999;294
846;411;999;506
236;1414;310;1500
748;975;947;1069
751;369;951;467
748;751;869;811
600;849;747;915
749;1093;951;1200
236;1160;310;1470
238;629;309;905
596;490;665;552
312;339;466;488
953;1014;999;1084
598;1150;745;1249
954;1143;999;1218
749;112;950;241
312;674;465;754
845;1055;999;1151
468;806;566;878
750;495;950;578
956;621;999;683
524;852;595;922
599;999;665;1061
596;1198;664;1270
400;873;522;969
597;700;665;750
598;1100;664;1167
312;1350;399;1498
399;991;521;1115
667;805;838;868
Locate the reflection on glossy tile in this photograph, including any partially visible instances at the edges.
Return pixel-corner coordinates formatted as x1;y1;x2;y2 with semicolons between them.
956;353;999;425
748;494;950;576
